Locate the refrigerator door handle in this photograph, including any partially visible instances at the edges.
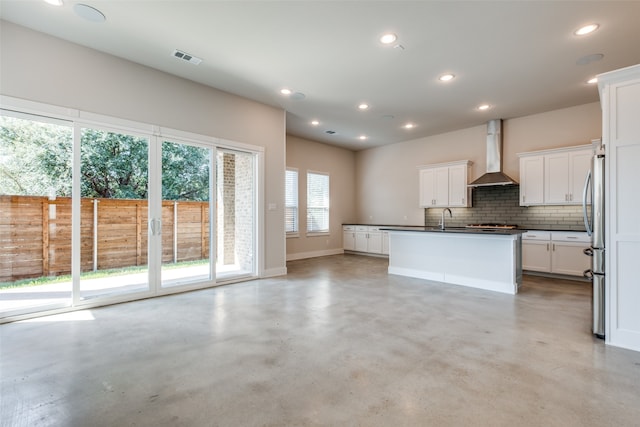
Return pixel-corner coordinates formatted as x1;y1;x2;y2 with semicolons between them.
582;169;592;237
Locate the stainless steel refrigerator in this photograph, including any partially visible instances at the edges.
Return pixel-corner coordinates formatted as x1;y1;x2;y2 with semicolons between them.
582;139;605;339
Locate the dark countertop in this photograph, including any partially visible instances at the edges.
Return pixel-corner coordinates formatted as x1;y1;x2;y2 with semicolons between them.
343;223;423;227
380;226;526;236
344;224;586;233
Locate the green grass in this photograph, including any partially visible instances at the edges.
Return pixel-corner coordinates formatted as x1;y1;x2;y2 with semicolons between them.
0;259;209;289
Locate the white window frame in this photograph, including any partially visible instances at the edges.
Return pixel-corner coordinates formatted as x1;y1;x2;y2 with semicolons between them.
306;170;330;236
285;168;299;237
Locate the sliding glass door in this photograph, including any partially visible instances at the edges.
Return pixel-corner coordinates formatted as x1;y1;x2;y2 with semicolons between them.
216;149;255;280
0;112;73;316
78;127;151;300
160;140;213;288
1;103;260;321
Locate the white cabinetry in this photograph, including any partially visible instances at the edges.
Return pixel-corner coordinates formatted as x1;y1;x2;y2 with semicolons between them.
344;225;384;255
550;232;591;276
343;225;356;251
599;63;640;351
419;160;472;208
522;231;589;276
522;231;551;272
519;155;544;205
518;146;592;206
545;149;592;204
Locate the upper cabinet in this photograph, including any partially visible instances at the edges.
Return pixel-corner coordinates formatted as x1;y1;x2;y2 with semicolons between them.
519;155;544;205
518;145;593;206
419;160;472;208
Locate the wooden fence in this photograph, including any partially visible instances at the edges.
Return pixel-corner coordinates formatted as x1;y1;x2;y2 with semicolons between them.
0;195;210;282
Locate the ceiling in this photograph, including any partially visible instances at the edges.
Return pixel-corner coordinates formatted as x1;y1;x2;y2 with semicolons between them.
1;1;640;151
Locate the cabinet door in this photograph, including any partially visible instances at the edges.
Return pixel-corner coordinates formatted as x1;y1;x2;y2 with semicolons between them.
545;152;569;204
522;240;551;272
367;231;383;254
382;231;389;255
343;231;355;251
433;167;449;206
355;231;368;252
448;164;469;207
551;242;590;276
519;156;544;205
419;168;436;207
568;149;592;204
603;69;640;350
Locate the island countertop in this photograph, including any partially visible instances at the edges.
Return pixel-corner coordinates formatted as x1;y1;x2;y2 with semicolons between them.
380;226;526;236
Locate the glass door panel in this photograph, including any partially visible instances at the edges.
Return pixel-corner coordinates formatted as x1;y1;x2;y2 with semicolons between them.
216;149;255;280
79;127;150;300
160;140;212;288
0;113;73;316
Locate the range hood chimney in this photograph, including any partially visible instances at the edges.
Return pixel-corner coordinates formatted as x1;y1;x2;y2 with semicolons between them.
468;119;518;187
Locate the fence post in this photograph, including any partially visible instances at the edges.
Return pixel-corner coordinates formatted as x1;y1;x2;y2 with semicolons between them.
93;199;98;271
173;201;178;264
201;203;206;260
41;198;49;277
136;202;142;266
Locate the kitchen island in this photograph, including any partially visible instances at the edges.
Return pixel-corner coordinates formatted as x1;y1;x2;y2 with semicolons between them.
382;227;524;294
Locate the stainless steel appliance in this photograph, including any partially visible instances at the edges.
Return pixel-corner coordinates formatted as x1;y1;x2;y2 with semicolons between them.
582;139;605;339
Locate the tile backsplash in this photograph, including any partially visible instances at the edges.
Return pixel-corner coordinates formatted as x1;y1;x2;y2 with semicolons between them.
424;185;588;231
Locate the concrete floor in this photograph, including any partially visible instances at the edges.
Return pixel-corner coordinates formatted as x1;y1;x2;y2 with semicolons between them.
1;254;639;426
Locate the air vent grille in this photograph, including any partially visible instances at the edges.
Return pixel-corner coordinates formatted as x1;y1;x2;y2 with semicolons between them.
172;49;202;65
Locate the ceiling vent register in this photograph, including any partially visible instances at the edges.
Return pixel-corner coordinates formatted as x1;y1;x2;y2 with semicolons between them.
172;50;202;65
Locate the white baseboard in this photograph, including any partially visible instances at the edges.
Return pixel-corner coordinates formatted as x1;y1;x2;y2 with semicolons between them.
261;266;287;278
286;248;344;261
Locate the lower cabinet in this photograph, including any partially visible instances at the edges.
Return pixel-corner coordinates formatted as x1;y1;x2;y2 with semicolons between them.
522;231;590;277
343;225;356;251
344;225;388;255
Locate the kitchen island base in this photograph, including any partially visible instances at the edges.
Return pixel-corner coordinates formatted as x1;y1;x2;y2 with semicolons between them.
386;230;523;294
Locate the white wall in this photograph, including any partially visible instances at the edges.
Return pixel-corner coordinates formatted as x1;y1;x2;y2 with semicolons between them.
0;21;287;276
286;135;356;260
355;102;602;225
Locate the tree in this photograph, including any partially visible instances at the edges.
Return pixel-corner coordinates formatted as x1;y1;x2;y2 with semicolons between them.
161;141;210;201
0;115;72;197
80;128;149;199
1;115;210;201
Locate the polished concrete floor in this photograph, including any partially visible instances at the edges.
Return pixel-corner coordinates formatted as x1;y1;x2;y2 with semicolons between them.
2;254;639;426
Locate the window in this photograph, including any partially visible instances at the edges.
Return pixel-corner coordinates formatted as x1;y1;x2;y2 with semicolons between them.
307;171;329;233
285;168;298;234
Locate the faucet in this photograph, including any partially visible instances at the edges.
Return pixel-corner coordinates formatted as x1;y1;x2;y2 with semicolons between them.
439;208;452;230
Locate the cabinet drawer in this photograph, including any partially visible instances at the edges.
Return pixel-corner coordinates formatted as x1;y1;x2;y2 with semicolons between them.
368;226;382;232
355;226;369;232
343;225;355;231
522;231;551;241
551;232;590;243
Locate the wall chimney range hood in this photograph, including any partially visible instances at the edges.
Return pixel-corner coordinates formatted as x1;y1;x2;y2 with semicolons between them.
468;119;518;187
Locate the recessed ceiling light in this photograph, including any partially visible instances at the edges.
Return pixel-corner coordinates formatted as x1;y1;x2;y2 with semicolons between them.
587;77;598;84
380;33;397;44
74;3;106;22
358;103;369;110
477;104;491;111
358;135;368;140
280;88;292;95
439;74;455;82
574;24;599;36
311;120;320;126
43;0;63;6
404;123;416;129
